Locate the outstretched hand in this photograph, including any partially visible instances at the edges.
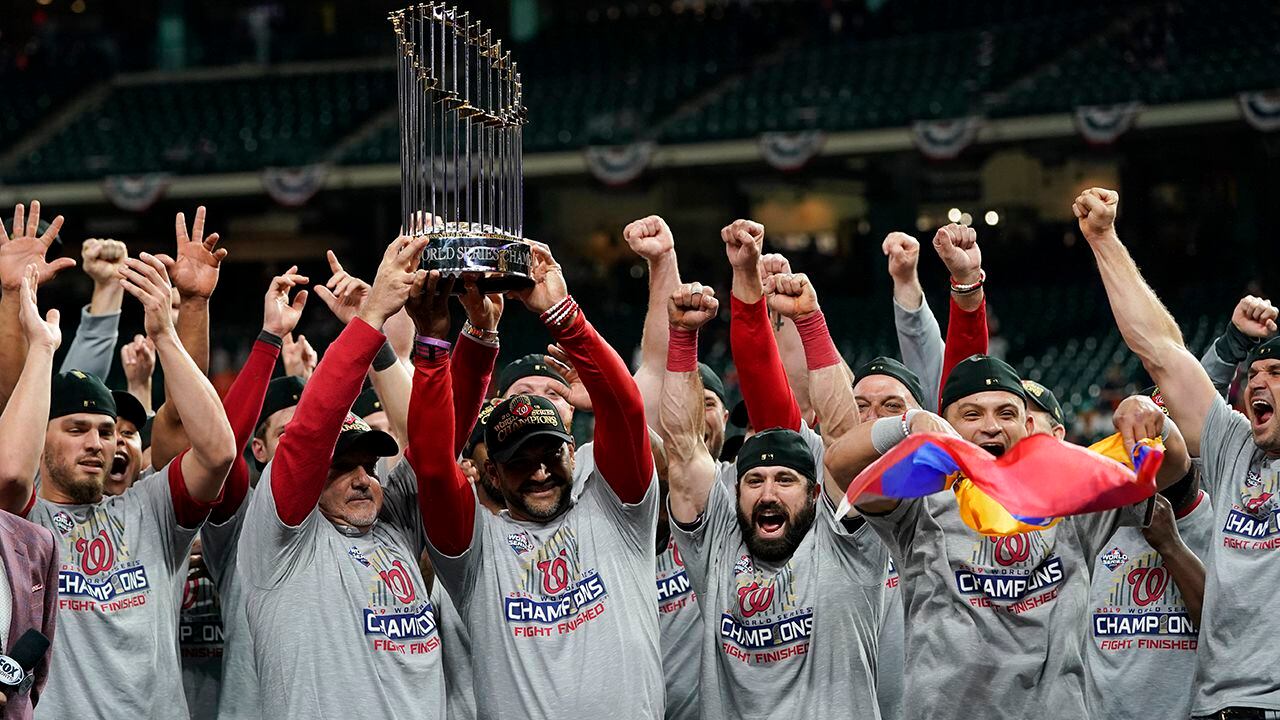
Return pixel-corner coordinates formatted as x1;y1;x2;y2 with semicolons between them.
161;206;226;300
544;343;593;412
17;264;61;351
509;241;568;315
120;253;178;339
458;281;503;331
281;333;318;380
315;250;371;325
0;201;74;292
358;235;432;329
263;266;310;337
405;270;455;340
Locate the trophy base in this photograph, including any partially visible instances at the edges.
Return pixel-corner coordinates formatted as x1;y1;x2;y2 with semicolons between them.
419;234;534;294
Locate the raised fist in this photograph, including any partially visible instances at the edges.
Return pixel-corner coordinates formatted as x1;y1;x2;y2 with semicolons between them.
1072;187;1119;240
622;215;674;261
763;272;819;320
721;219;764;271
82;238;128;285
667;282;720;331
932;224;982;286
882;232;920;285
760;253;792;281
1231;295;1279;339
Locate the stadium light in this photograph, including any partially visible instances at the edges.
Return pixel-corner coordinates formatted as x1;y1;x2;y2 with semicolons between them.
959;212;973;226
985;211;999;226
947;208;962;223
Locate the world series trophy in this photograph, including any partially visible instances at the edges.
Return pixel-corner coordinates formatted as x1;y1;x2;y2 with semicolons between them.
391;4;531;292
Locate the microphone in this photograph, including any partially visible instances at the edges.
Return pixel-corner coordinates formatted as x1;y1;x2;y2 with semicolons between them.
0;629;51;698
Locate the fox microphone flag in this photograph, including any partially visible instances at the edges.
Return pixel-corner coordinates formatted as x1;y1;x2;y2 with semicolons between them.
836;432;1163;536
1;629;51;698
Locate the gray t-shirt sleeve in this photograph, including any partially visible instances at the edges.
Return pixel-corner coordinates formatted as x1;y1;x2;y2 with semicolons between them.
862;496;926;558
59;305;120;380
238;463;323;590
124;460;200;572
1067;498;1155;561
380;459;427;553
894;296;943;413
818;494;890;586
1199;394;1256;498
423;489;488;606
669;480;739;595
200;499;248;592
1199;342;1239;397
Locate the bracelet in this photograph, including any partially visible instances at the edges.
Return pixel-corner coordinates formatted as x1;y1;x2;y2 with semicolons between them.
412;334;452;362
1160;414;1172;443
950;269;986;295
1213;322;1257;364
462;320;500;344
257;330;283;349
372;341;399;372
541;295;580;330
415;335;452;350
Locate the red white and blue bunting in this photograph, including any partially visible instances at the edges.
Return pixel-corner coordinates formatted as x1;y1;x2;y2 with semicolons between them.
1239;90;1280;132
261;164;330;207
911;117;982;160
1074;102;1142;144
101;174;171;212
758;130;826;171
584;142;655;186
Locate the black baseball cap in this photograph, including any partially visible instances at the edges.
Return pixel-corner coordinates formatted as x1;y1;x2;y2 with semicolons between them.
352;387;384;419
111;391;148;430
699;363;727;404
258;376;306;429
497;355;567;395
332;413;399;461
485;394;574;464
736;429;816;482
50;370;116;421
729;400;750;429
854;356;925;406
1020;380;1064;427
940;354;1025;412
1246;337;1280;372
463;398;503;458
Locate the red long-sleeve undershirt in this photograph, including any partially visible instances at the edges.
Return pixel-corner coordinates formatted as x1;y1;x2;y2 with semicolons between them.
731;296;801;432
272;318;385;526
550;310;653;504
409;352;472;555
208;338;280;525
939;296;989;407
449;333;497;457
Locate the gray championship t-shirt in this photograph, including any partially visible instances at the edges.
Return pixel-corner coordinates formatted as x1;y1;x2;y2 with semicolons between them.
239;461;445;720
656;534;700;720
672;482;887;720
1084;489;1214;719
433;581;476;720
877;559;904;720
179;573;222;720
30;463;197;719
1192;396;1280;715
426;461;663;720
205;493;258;720
865;490;1149;720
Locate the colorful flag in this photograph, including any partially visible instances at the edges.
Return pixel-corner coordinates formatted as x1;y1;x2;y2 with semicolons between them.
838;432;1163;536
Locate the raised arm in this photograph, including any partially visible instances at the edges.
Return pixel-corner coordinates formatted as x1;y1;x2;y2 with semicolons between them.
1200;296;1278;395
208;269;307;523
515;242;653;503
59;238;127;379
762;254;817;425
0;201;74;408
119;253;236;503
452;284;502;454
724;219;802;432
624;215;681;421
120;335;156;413
1142;494;1206;625
1077;188;1219;456
271;236;425;525
406;270;476;555
931;224;988;397
149;207;227;469
885;232;945;412
659;282;721;523
0;266;61;515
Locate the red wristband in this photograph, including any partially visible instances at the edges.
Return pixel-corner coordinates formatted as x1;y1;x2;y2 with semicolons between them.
793;310;841;370
667;326;699;372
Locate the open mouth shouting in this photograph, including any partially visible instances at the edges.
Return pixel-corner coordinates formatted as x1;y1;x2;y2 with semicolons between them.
979;442;1007;458
107;451;130;485
753;504;788;539
1251;392;1275;430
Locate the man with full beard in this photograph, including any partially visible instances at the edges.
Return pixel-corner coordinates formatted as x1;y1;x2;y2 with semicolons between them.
0;246;237;719
658;220;888;718
408;242;662;719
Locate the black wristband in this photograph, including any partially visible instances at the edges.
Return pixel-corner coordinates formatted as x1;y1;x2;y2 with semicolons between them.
372;341;400;372
1213;322;1257;364
257;330;283;349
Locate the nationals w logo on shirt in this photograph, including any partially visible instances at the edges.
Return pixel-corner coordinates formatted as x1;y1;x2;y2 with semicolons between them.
57;510;152;612
1093;548;1196;644
504;525;611;636
720;560;814;665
